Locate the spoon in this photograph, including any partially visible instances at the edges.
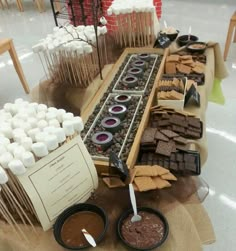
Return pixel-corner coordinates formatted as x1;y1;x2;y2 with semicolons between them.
164;20;168;29
129;184;142;222
188;26;192;41
81;228;96;247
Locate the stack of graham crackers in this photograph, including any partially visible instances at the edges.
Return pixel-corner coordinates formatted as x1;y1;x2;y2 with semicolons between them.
165;54;205;75
157;77;185;100
130;165;177;192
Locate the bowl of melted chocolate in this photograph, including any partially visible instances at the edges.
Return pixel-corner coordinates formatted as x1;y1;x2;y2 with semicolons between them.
54;203;108;250
117;207;169;250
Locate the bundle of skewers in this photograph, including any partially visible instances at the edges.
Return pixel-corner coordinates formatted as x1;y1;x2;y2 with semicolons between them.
0;99;84;239
32;24;108;88
107;0;155;47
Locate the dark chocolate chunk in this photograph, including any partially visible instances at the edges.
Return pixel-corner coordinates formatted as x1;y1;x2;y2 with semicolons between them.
162;113;170;119
185;129;200;139
173;136;187;145
170;117;188;128
184;153;196;163
155;140;173;157
188;126;201;133
172;114;186;121
154;131;169;142
178;162;185;171
163;160;170;168
160;129;179;138
148;153;154;161
170;153;176;161
186;117;201;128
158;120;170;127
176;144;189;151
185;162;196;172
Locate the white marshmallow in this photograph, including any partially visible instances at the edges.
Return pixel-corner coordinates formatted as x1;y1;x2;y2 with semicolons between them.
48;119;60;128
57;109;66;123
38;120;48;130
21;137;33;151
21;123;32;133
22;152;35;168
0;125;13;139
45;135;58;151
7;143;19;154
13;132;27;143
107;7;112;15
72;117;84;132
0;166;8;184
37;104;48;112
28;128;41;142
35;132;49;143
43;126;56;134
13;146;25;159
12;119;24;129
8;159;26;176
48;107;58;113
3;103;12;113
37;111;46;120
0;137;10;146
0;152;13;169
54;128;66;143
46;112;57;121
14;98;24;104
0;145;7;155
32;142;49;157
63;121;75;136
62;112;74;121
27;117;38;128
100;16;107;25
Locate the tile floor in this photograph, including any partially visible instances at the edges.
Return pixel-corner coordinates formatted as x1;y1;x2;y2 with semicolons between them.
0;0;236;250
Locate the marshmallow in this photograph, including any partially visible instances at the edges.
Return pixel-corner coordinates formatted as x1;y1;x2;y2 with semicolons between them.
62;112;74;121
12;118;24;129
45;135;58;151
0;125;13;139
63;121;75;136
32;142;49;157
48;107;58;113
100;16;107;25
35;132;49;143
0;137;10;146
29;102;38;111
38;120;48;130
54;128;66;143
13;146;25;159
0;166;8;184
22;152;35;168
21;137;33;151
37;104;48;112
7;143;19;154
21;123;32;133
27;117;38;128
48;119;60;128
43;126;56;134
0;152;13;169
13;132;27;143
3;103;12;113
8;159;26;176
28;128;41;142
57;109;66;123
0;145;7;155
72;117;84;132
46;112;57;121
37;111;46;120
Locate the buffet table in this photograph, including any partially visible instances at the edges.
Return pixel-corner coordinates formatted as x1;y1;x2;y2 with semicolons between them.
9;42;227;251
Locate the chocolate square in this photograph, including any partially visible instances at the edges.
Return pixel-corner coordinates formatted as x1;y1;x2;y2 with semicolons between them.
185;162;196;172
176;153;184;162
176;144;188;151
164;160;170;168
173;136;187;145
184;153;196;163
178;162;185;171
170;161;178;171
172;125;185;134
170;117;188;128
141;128;157;145
160;129;179;138
155;140;173;157
170;153;176;161
154;131;169;142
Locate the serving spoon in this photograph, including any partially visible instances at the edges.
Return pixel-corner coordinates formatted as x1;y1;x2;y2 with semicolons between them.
129;184;142;222
81;228;96;247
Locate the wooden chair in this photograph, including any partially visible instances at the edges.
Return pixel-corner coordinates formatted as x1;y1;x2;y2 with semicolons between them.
0;39;30;94
224;11;236;61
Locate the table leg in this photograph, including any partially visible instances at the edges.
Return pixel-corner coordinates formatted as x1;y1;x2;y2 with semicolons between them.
224;20;234;61
8;40;30;94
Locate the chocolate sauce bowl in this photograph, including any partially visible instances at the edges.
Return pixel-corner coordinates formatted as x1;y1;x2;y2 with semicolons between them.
132;60;146;69
138;53;151;61
101;117;121;134
91;131;113;151
108;104;127;120
53;203;108;250
127;67;143;77
117;207;169;250
114;94;132;106
122;75;138;88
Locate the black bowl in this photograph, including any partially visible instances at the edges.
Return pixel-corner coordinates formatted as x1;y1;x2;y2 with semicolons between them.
177;35;199;47
53;203;109;250
160;30;179;41
117;207;169;251
186;41;206;54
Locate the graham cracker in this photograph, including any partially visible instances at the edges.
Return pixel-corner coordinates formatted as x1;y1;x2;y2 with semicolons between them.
161;172;177;181
153;165;170;175
192;65;204;74
103;177;126;188
166;54;180;62
134;177;156;191
152;177;172;189
135;166;159;177
176;64;191;74
165;62;176;74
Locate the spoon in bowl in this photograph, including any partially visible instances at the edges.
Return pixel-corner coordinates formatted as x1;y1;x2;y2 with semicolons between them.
188;26;192;41
82;228;96;247
129;184;142;222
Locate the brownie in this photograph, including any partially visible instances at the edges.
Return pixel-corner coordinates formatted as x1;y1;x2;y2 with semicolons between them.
141;128;157;145
155;140;173;157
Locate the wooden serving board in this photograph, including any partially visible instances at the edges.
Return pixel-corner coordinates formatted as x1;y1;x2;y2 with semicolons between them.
81;48;168;173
